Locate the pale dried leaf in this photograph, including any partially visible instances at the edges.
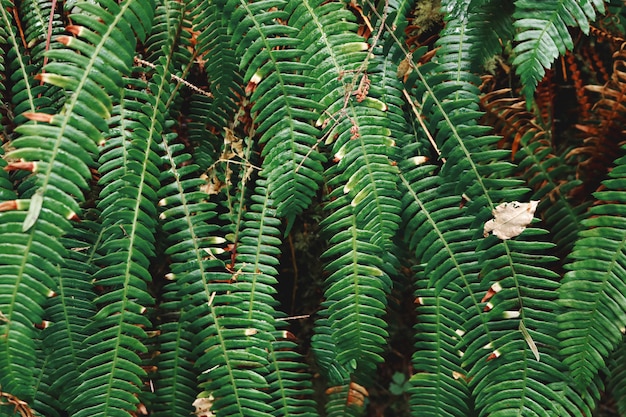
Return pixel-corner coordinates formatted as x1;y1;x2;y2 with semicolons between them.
200;172;224;195
193;395;215;417
483;200;539;240
23;188;44;232
519;320;540;361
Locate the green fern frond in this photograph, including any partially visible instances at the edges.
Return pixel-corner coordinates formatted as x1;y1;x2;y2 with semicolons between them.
409;286;470;417
41;220;100;407
558;148;626;389
467;0;515;71
187;0;243;172
512;0;605;101
226;0;325;220
399;161;475;416
609;339;626;416
154;132;226;416
294;0;401;248
18;0;64;65
311;312;351;386
72;58;174;416
223;179;316;417
317;179;392;379
0;146;13;201
145;0;190;64
32;353;62;417
192;181;283;417
0;0;153;399
0;2;56;126
266;327;319;417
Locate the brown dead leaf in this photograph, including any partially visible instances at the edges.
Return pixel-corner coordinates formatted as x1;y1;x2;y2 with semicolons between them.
223;127;245;158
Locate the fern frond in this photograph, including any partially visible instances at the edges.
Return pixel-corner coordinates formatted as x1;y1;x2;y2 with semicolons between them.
187;0;243;172
400;3;590;414
145;0;191;64
512;0;605;101
192;0;241;110
317;178;392;380
0;0;153;399
410;283;470;417
558;148;626;389
266;327;318;417
467;0;515;71
311;311;351;387
608;339;626;416
0;146;13;201
191;181;284;417
153;136;222;417
294;0;401;249
32;353;62;417
41;220;100;407
72;59;173;417
0;2;56;127
227;0;325;220
399;161;474;417
19;0;64;65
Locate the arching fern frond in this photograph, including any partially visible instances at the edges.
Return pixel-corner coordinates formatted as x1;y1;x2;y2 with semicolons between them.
0;0;154;401
467;0;515;71
558;147;626;389
512;0;605;101
266;323;318;417
0;1;56;127
228;0;325;221
318;174;392;380
72;60;169;417
153;136;223;417
41;220;100;408
187;0;243;172
401;3;588;414
19;0;64;66
399;161;475;417
294;0;401;250
191;180;281;417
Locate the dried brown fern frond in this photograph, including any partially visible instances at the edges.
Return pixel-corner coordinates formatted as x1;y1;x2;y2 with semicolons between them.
582;44;610;85
480;86;545;159
535;70;557;134
565;51;592;120
568;43;626;192
590;25;625;48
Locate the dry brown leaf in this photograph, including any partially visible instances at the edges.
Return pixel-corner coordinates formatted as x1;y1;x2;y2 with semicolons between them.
223;127;244;158
483;200;539;240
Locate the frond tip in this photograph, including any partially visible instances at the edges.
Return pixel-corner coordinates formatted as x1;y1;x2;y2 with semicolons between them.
512;0;604;101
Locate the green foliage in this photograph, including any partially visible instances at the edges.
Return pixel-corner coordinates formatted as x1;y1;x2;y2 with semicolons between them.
512;0;605;101
1;0;626;416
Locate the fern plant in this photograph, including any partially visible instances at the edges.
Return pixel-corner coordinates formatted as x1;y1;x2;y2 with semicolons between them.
3;0;626;416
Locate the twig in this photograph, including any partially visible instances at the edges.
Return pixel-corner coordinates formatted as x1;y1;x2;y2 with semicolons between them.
275;314;311;321
134;57;213;98
401;88;444;162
